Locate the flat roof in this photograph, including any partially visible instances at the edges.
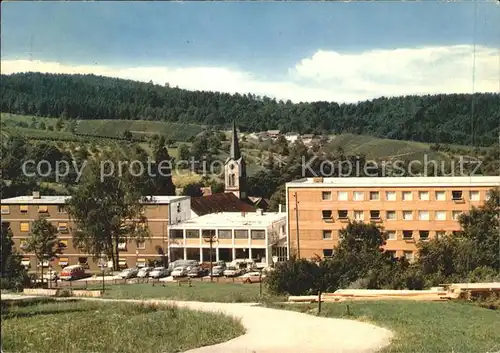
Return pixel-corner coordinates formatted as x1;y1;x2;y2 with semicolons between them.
1;195;189;205
170;211;286;229
286;176;500;188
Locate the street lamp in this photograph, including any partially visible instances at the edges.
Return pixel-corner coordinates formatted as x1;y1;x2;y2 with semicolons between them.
203;231;217;282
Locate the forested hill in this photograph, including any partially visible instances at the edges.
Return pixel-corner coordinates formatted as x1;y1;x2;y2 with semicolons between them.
1;72;499;146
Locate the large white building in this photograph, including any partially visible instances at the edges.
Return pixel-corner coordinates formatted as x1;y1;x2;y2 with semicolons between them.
168;209;287;266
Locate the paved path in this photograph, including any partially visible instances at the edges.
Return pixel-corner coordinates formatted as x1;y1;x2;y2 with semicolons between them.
2;295;393;353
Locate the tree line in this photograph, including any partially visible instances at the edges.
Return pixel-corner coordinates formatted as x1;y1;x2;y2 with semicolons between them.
2;72;499;146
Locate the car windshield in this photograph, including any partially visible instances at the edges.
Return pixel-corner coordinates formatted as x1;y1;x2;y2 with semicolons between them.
213;266;223;270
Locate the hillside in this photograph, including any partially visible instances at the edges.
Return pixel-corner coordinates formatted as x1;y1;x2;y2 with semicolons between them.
1;72;499;146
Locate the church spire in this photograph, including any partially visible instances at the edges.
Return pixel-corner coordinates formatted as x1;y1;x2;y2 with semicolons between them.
230;121;241;159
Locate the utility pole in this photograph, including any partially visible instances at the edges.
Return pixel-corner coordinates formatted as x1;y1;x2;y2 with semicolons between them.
294;192;300;259
203;231;216;282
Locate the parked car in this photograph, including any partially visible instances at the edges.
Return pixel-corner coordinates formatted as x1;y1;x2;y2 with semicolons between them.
239;271;265;283
149;267;169;279
137;267;153;278
212;265;225;277
59;265;86;281
118;268;139;279
171;266;189;278
223;266;242;277
187;266;205;278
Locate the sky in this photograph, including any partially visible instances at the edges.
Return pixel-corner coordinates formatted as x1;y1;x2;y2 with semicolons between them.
1;1;499;103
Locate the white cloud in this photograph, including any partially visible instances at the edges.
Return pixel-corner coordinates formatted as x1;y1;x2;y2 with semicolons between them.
1;45;498;103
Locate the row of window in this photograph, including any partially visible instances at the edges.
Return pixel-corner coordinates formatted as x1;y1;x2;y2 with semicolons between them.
321;190;482;202
1;205;66;215
14;222;69;233
321;209;464;221
170;229;266;240
322;249;415;260
18;238;147;251
321;229;453;241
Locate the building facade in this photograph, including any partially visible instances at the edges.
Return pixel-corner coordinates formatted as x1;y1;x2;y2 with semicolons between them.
1;193;191;272
286;176;500;261
168;210;287;266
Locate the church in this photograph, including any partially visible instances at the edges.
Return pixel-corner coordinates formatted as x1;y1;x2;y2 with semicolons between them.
189;121;269;216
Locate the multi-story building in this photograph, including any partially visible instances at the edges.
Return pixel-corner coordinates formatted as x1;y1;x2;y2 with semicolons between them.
0;192;191;272
168;209;287;266
286;176;500;261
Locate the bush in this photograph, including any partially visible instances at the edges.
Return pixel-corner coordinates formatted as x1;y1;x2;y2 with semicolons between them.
265;258;323;295
55;288;73;297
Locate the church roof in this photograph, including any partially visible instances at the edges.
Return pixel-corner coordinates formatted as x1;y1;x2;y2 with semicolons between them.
191;192;256;216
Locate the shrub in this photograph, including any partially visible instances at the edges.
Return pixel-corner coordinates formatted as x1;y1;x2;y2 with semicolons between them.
55;288;73;297
265;258;323;295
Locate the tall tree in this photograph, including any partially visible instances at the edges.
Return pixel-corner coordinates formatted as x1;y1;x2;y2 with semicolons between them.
24;218;61;286
67;155;150;270
1;221;28;289
150;136;176;195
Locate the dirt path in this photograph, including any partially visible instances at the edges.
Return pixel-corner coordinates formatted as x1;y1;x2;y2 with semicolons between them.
2;295;393;353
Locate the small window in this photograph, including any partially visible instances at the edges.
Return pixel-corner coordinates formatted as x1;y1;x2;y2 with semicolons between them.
385;191;396;201
234;230;248;239
403;211;413;220
1;205;10;215
186;229;200;239
469;191;480;201
38;205;48;213
21;258;31;268
20;239;28;249
402;191;413;201
369;191;379;200
386;211;396;220
353;191;364;201
418;191;429;201
370;210;380;219
354;211;364;221
136;240;146;249
386;250;396;258
435;211;447;221
386;231;396;240
403;251;414;262
337;210;348;219
452;190;463;201
57;205;67;213
322;191;332;200
170;230;184;239
419;231;429;240
403;230;413;240
323;249;333;257
118;258;127;269
251;230;266;240
57;222;68;232
337;191;348;201
20;222;30;232
118;242;127;250
322;230;332;240
322;210;332;220
435;191;446;201
436;231;446;239
58;257;69;267
418;211;429;221
452;211;462;220
20;205;29;213
59;239;68;248
136;258;146;268
78;257;88;266
218;230;232;239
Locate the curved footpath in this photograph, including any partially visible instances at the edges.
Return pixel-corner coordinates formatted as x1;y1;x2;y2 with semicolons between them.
2;294;393;353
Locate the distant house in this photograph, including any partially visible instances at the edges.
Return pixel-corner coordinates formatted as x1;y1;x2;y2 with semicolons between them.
284;133;300;144
190;192;256;217
266;130;281;139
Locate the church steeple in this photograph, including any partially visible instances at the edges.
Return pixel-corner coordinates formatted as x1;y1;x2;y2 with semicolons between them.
230;121;241;160
225;121;247;199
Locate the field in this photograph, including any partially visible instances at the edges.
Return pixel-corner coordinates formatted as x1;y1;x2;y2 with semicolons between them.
1;298;244;353
268;301;500;353
88;282;278;303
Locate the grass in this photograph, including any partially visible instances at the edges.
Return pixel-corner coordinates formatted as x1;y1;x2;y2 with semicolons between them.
76;119;202;141
91;282;278;303
1;298;244;353
267;301;500;353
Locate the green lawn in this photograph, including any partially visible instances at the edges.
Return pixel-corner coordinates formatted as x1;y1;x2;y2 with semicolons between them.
267;301;500;353
1;298;244;353
91;282;276;303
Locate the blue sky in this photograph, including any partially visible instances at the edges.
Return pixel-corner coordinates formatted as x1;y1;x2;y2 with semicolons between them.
2;1;499;102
